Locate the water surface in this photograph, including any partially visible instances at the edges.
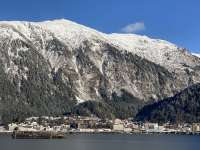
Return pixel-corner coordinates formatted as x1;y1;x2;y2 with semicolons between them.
0;134;199;150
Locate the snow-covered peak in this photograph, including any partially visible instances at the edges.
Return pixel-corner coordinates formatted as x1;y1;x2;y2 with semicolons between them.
0;21;33;37
0;19;107;49
38;19;107;49
192;53;200;58
0;19;199;72
0;19;182;53
40;19;101;34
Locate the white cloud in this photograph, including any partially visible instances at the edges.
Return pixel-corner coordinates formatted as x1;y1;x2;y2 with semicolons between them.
121;22;145;33
192;53;200;58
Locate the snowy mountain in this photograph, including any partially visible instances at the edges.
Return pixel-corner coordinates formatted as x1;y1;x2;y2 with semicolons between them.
192;53;200;58
0;19;200;123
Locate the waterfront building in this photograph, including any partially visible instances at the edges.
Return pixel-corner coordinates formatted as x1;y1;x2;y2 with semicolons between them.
77;117;99;129
124;127;132;133
144;123;159;132
144;123;159;130
79;128;95;132
0;126;6;132
8;123;18;131
192;123;200;132
113;119;124;132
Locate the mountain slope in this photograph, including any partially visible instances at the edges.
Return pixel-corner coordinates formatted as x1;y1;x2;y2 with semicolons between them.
0;19;200;123
136;83;200;123
192;53;200;58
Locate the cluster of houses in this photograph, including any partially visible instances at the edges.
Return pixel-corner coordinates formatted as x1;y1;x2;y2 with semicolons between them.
2;116;200;134
112;119;200;134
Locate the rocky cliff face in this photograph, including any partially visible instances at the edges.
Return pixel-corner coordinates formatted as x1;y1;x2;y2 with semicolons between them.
0;19;199;123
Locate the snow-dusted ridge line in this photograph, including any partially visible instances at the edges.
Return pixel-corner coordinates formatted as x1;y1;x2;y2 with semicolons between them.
192;53;200;58
0;19;178;50
0;19;199;73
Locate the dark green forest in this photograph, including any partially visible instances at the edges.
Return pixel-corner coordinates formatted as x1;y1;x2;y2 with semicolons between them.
136;83;200;123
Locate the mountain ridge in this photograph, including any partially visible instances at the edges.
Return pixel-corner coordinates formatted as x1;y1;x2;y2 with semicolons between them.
0;19;200;123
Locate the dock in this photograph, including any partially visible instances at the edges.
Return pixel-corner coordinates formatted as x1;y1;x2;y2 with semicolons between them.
12;131;65;139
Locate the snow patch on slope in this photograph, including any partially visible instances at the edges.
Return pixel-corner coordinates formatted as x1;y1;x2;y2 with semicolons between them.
76;96;86;104
39;19;107;50
108;33;177;65
107;33;199;71
0;19;199;75
192;53;200;58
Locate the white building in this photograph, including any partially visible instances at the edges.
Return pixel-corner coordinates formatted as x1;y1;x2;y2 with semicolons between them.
124;127;132;133
8;123;18;131
144;123;159;132
79;128;95;132
0;126;6;132
113;119;124;132
192;123;200;132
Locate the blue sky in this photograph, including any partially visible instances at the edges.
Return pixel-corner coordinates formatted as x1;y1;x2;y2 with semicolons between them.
0;0;199;53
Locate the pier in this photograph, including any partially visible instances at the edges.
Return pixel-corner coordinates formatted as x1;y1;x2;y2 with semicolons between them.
12;131;65;139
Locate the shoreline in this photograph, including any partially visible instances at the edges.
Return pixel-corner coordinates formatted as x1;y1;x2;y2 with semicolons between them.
67;131;200;136
0;131;199;137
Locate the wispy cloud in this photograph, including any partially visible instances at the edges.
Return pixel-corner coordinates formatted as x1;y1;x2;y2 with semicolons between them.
121;22;145;33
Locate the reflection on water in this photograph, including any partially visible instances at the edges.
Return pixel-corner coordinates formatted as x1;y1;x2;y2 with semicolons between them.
0;134;200;150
